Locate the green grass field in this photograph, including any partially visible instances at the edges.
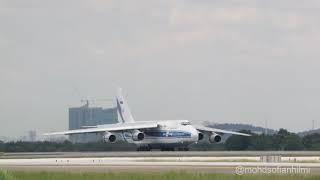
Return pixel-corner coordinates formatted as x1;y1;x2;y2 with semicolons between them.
1;170;320;180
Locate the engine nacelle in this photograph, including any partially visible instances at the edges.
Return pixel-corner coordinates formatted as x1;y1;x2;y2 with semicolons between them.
103;132;117;143
209;133;222;143
132;130;145;141
198;132;204;141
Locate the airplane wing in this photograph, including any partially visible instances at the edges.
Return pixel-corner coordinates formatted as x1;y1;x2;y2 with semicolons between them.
44;122;158;135
194;125;251;136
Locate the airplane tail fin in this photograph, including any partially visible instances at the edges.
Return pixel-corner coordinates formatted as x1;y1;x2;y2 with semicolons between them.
116;88;135;123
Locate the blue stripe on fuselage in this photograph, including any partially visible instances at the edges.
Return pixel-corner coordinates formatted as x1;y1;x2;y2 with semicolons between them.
124;130;191;138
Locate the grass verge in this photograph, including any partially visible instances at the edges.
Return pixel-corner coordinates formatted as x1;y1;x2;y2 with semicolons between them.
0;170;16;180
1;170;320;180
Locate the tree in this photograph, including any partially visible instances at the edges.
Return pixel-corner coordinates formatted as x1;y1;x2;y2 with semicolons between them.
271;128;304;150
283;134;304;150
0;141;4;152
272;128;290;150
225;130;252;150
302;133;320;150
248;134;273;150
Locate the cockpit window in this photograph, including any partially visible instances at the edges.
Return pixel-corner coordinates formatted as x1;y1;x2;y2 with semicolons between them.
181;121;191;126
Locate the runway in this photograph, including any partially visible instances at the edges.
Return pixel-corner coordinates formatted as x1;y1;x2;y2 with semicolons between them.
3;151;320;159
1;155;320;174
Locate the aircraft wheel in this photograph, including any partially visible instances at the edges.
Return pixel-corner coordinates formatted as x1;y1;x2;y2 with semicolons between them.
137;146;151;151
178;147;189;151
161;147;175;151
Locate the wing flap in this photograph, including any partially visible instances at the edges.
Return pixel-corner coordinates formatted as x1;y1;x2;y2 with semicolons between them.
44;122;158;135
195;125;251;136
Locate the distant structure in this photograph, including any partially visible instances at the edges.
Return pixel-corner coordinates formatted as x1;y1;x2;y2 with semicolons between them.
312;120;315;130
69;101;118;143
28;130;37;142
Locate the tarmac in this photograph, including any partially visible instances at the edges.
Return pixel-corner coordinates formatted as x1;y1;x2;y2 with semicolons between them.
2;151;320;159
1;151;320;175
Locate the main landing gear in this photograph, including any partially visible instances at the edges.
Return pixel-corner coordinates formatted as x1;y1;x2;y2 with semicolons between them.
160;147;175;151
136;146;151;151
136;146;189;151
160;147;189;151
177;147;189;151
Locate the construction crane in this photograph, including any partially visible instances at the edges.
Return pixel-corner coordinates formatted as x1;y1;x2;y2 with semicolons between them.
79;98;116;127
80;98;114;107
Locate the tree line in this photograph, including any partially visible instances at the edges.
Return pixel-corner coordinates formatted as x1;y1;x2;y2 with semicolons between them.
193;129;320;151
1;129;320;152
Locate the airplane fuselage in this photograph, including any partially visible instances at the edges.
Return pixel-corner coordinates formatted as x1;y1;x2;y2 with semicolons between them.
121;120;199;149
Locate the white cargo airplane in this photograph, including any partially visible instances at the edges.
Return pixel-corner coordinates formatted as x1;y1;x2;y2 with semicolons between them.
45;88;250;151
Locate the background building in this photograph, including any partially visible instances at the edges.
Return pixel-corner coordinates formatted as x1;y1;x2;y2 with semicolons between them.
27;130;37;142
69;101;118;143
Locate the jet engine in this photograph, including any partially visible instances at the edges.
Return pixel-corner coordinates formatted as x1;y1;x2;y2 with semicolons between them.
132;130;145;141
103;132;117;143
198;132;204;141
209;133;222;143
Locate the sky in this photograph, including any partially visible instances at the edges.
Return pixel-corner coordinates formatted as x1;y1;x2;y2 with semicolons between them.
1;0;320;137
